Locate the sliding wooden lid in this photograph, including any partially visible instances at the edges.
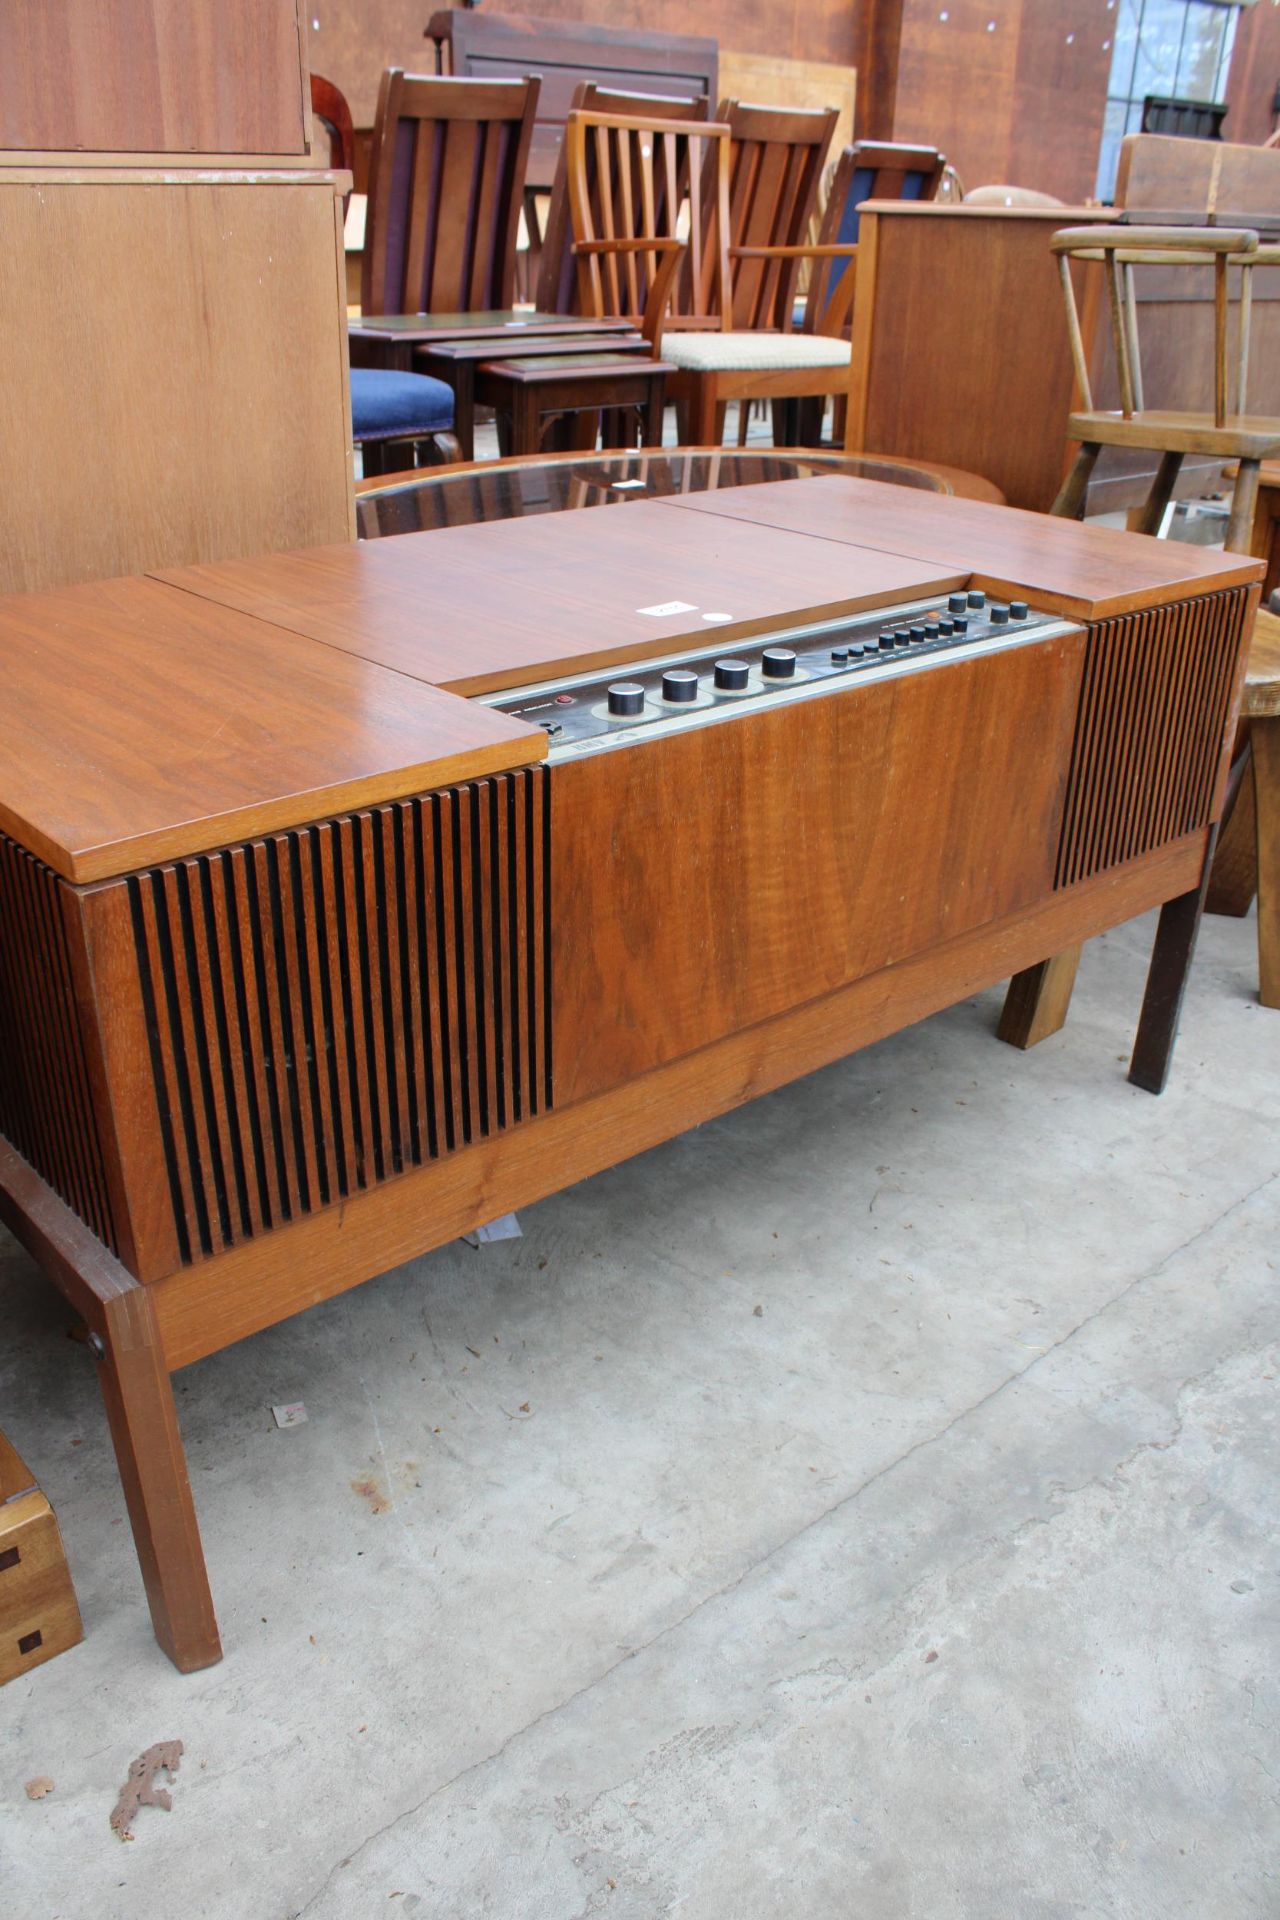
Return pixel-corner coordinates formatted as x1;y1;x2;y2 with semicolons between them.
152;498;969;695
654;476;1264;617
0;577;543;884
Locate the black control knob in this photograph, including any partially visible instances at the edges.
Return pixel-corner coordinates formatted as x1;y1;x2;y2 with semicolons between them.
893;628;911;648
714;658;750;692
967;590;986;609
761;647;796;681
1010;600;1029;621
952;615;968;633
938;618;954;636
947;593;967;614
879;630;895;652
662;668;699;703
607;681;644;717
830;647;848;664
924;621;940;639
908;625;927;644
989;604;1010;626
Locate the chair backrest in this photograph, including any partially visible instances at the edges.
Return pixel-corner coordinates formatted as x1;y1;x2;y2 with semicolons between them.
1050;223;1262;427
311;73;355;215
362;69;540;315
801;141;946;331
536;85;709;314
716;99;837;329
564;107;732;328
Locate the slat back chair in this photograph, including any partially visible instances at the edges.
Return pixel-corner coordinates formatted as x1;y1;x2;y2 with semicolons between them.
362;70;540;315
564;108;731;345
1049;224;1280;548
716;100;838;332
537;86;709;315
564;107;860;445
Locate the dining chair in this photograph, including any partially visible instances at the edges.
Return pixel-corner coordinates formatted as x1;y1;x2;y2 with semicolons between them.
363;69;541;316
312;72;461;475
563;105;858;447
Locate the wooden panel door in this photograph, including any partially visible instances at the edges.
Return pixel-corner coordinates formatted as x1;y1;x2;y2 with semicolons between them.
0;0;309;159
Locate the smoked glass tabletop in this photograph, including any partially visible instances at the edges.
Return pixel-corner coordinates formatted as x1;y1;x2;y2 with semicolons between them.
355;449;944;540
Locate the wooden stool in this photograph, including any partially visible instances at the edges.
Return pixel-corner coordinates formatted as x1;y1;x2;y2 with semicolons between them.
1;1430;82;1684
1205;608;1280;1006
475;350;673;457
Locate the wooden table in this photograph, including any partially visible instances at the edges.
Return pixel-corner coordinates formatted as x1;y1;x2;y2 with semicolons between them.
353;447;1007;540
418;331;647;460
349;310;638;372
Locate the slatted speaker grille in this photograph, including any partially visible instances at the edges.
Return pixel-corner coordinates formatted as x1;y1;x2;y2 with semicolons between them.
1056;586;1247;889
0;834;118;1252
128;769;551;1266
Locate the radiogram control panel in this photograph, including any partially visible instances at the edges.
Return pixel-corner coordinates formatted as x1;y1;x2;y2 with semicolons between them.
480;591;1076;758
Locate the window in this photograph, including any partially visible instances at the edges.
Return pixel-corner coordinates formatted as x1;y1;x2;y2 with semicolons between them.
1096;0;1242;201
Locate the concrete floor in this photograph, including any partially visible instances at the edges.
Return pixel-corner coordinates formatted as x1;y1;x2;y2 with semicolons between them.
1;904;1277;1919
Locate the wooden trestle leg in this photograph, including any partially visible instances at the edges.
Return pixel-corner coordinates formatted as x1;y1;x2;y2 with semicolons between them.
997;948;1083;1049
1128;833;1219;1095
93;1288;222;1672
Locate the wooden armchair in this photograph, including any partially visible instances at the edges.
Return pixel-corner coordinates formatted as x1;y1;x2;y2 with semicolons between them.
563;106;858;446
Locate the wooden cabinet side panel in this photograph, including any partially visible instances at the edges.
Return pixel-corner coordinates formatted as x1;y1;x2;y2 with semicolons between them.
75;881;185;1283
553;636;1083;1107
0;178;354;598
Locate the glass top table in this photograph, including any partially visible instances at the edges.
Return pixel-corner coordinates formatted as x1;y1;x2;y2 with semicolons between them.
355;448;1004;540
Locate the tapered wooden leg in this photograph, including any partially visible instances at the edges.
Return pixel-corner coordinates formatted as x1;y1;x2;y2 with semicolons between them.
1051;442;1101;519
997;946;1083;1049
1226;457;1262;554
1206;739;1258;917
642;381;665;449
95;1287;221;1672
685;379;720;447
1255;716;1280;1008
1134;449;1184;535
1128;834;1218;1094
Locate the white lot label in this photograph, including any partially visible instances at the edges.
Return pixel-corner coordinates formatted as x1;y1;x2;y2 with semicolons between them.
637;599;697;617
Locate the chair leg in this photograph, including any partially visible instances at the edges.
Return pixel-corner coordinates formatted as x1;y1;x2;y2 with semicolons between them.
511;388;543;458
1134;450;1184;536
359;440;387;479
1255;716;1280;1008
424;431;462;467
641;384;665;449
1128;833;1219;1093
996;947;1083;1049
1051;442;1102;519
1205;738;1258;917
686;380;721;448
1226;457;1262;553
568;408;600;452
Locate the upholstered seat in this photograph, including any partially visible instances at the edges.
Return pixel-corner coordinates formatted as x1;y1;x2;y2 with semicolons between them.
349;367;455;440
661;331;852;373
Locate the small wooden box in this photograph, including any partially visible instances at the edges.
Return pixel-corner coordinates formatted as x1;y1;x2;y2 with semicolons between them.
0;1432;83;1685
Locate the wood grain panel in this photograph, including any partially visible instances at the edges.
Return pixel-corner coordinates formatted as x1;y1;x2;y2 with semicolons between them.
845;204;1106;512
0;174;354;598
0;577;543;883
553;633;1082;1105
0;0;307;157
154;500;967;695
1225;0;1280;150
657;475;1262;616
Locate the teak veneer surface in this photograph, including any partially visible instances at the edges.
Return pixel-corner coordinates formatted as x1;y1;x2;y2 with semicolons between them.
553;632;1083;1105
0;578;543;883
656;477;1264;617
155;501;967;696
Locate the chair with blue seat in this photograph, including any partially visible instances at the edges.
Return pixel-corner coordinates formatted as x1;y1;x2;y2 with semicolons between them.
310;72;463;475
